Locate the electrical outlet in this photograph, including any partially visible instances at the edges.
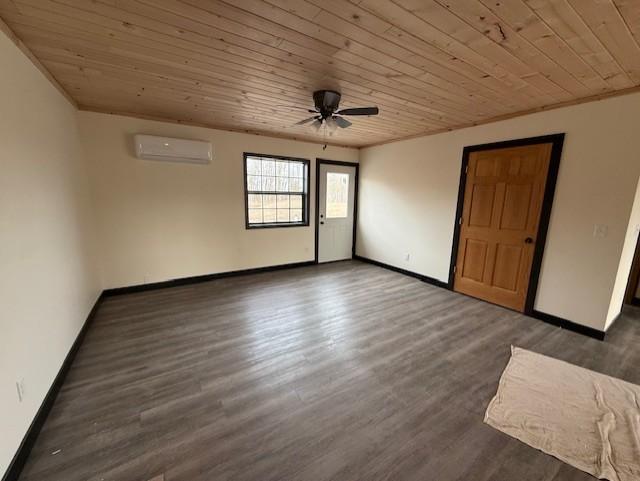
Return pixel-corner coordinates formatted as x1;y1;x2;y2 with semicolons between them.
404;253;411;262
16;379;25;402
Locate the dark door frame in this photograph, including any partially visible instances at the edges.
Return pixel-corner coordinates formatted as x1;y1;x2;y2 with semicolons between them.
624;230;640;306
314;158;360;264
447;133;565;315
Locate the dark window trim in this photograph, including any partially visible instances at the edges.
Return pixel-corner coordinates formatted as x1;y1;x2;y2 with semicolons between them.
243;152;310;229
314;158;360;263
447;133;565;316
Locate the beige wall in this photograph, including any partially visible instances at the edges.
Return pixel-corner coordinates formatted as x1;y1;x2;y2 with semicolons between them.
357;93;640;331
0;33;101;474
607;177;640;327
78;111;358;289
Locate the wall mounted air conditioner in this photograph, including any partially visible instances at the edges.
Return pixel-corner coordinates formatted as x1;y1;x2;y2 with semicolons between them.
134;134;212;164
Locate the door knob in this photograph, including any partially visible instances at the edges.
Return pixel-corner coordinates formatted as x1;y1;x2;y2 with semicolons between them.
524;237;534;244
320;221;324;225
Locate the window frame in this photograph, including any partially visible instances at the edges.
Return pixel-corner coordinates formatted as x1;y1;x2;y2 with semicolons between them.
243;152;310;229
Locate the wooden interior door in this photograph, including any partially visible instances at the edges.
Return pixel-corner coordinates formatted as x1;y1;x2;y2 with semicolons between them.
454;143;552;312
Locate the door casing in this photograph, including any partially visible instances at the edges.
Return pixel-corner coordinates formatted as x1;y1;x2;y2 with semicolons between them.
448;134;565;314
624;231;640;306
315;158;359;264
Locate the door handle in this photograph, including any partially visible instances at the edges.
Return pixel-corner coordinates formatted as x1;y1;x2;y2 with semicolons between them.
524;237;534;244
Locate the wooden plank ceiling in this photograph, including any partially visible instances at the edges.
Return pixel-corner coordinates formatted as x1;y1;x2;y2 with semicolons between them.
2;0;640;147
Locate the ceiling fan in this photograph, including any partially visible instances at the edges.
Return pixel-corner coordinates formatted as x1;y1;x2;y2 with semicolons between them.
295;90;379;130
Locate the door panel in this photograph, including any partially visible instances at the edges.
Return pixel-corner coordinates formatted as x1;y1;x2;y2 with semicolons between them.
501;184;532;230
318;163;356;263
492;244;523;291
461;239;488;282
454;143;552;312
469;185;495;227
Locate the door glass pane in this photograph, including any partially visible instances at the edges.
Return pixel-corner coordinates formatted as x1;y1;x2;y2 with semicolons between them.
326;172;349;218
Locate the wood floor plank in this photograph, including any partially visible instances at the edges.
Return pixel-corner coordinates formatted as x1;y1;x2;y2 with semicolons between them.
17;260;640;481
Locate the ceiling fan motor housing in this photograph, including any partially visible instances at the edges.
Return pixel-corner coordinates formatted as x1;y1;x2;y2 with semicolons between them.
313;90;341;117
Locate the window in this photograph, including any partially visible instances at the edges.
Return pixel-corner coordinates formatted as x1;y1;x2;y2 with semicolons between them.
244;153;309;228
325;172;350;218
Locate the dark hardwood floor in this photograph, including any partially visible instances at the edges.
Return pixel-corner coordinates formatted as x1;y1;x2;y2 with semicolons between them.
19;260;640;481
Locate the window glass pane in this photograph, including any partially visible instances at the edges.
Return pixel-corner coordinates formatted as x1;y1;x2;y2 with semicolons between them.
248;209;263;224
276;161;289;177
290;209;302;222
290;162;303;178
277;209;290;222
290;195;302;209
263;194;276;208
263;209;276;223
277;195;290;209
276;177;289;192
262;159;276;176
326;172;349;218
248;194;262;208
247;175;261;191
246;157;261;175
289;177;303;192
262;176;276;191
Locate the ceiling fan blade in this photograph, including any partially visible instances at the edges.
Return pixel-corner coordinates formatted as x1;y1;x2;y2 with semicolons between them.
312;119;323;130
333;116;352;128
274;105;315;112
295;116;317;125
336;107;379;116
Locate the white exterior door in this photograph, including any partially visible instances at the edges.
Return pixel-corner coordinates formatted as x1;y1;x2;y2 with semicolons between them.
318;162;356;263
